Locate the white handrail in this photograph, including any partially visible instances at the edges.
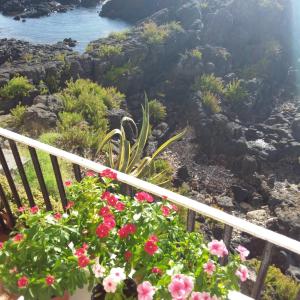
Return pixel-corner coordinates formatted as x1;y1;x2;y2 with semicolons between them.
0;127;300;255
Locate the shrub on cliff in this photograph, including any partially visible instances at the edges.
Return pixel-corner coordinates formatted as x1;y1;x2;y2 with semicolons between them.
0;76;34;101
194;74;224;95
201;91;221;114
141;21;183;44
10;103;27;128
225;80;248;104
149;99;167;125
98;44;123;58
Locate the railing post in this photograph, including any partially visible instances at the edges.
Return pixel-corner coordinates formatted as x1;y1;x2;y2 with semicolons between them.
9;140;35;207
220;225;233;265
73;164;82;182
28;147;52;211
187;209;196;232
0;184;15;228
0;145;22;207
50;155;67;210
251;242;274;299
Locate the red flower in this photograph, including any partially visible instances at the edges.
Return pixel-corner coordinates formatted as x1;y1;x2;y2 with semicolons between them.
152;267;162;275
161;205;170;217
75;243;89;257
0;242;3;249
124;251;132;261
82;243;89;250
45;275;55;286
162;196;168;200
99;206;111;217
99;169;117;180
30;206;39;214
101;191;111;200
18;206;25;213
126;223;136;234
96;223;110;238
13;233;23;243
54;212;62;220
144;240;158;256
118;227;128;239
64;180;72;187
18;276;29;288
135;192;154;203
66;201;75;210
103;217;116;229
78;255;90;268
148;235;158;243
107;194;118;207
115;201;125;211
86;170;96;177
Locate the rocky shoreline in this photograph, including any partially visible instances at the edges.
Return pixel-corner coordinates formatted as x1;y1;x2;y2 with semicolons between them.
0;0;300;284
0;0;100;19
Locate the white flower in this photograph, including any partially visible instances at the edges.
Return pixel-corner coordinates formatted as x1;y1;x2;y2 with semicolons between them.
103;275;118;293
92;263;105;278
109;267;126;283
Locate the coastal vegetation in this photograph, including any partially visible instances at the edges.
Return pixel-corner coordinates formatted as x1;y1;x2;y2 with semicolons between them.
0;76;34;100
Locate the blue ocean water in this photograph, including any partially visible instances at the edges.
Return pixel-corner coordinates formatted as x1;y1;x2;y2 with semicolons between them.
0;6;130;52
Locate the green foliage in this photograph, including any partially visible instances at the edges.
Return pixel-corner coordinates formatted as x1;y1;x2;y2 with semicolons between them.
10;103;27;127
202;91;221;113
149;99;167;125
0;76;34;100
189;48;203;60
22;53;33;63
194;74;224;95
54;52;66;62
97;97;185;184
38;80;49;95
98;44;123;58
104;63;137;83
38;131;61;145
56;79;124;152
45;73;60;93
224;80;248;103
141;21;183;44
249;259;300;300
149;159;174;187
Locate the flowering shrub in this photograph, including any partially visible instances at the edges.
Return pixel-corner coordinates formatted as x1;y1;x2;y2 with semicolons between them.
0;169;250;299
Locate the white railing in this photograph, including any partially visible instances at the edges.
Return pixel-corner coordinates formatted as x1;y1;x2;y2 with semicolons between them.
0;127;299;300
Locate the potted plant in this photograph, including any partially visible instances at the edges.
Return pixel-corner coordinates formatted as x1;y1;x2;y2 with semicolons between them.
0;169;251;299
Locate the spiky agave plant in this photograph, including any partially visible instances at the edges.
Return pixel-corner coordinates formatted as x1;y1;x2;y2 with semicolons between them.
97;97;186;185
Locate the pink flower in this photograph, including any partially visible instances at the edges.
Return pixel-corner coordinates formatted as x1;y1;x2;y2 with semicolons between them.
191;292;213;300
124;250;132;261
66;201;75;210
126;223;136;234
203;261;216;275
115;201;125;211
171;204;178;211
208;240;228;258
75;244;88;257
236;245;250;261
30;206;39;214
103;275;118;293
96;223;110;238
107;194;118;207
100;169;117;180
135;192;154;203
0;242;3;250
144;240;158;256
161;205;170;217
235;265;249;282
78;255;90;268
64;180;72;187
13;233;23;243
118;224;136;238
18;206;25;213
137;281;155;300
54;212;62;220
168;274;194;299
86;170;96;177
18;276;29;288
45;275;55;286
